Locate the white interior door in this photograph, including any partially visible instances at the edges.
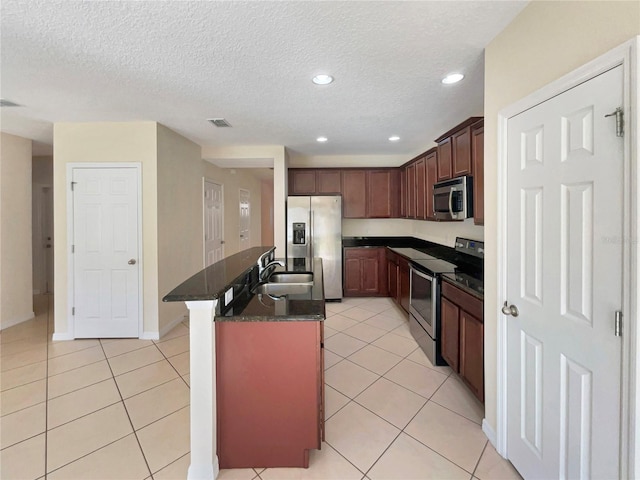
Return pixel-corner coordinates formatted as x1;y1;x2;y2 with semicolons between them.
43;186;54;293
32;185;53;294
505;66;624;479
72;167;140;338
204;180;224;267
239;188;250;250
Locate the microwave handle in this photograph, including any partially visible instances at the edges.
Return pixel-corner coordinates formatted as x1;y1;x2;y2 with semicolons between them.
448;189;454;218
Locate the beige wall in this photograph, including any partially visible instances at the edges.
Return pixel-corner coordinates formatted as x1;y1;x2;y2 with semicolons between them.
156;124;203;334
0;133;34;329
484;1;640;432
202;144;286;254
53;122;159;337
202;163;264;256
261;179;275;247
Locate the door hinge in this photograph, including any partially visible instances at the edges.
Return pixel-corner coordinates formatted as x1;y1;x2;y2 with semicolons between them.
71;181;77;191
72;307;75;316
605;107;624;137
615;310;623;337
71;244;75;253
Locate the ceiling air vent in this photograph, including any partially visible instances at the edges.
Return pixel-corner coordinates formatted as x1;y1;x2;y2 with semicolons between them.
0;99;21;107
207;118;232;128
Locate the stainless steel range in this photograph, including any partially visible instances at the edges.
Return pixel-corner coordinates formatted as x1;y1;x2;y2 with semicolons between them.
405;238;484;366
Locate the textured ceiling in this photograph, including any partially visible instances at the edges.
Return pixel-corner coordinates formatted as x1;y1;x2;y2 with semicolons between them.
0;0;527;160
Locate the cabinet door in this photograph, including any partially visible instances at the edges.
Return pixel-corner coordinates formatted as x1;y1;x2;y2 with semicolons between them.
471;123;484;225
399;258;410;313
343;256;363;295
317;170;342;194
361;256;380;294
415;158;426;219
441;297;460;372
387;259;398;300
425;150;438;220
460;311;484;402
367;170;396;218
452;126;472;177
406;163;416;219
437;137;452;181
289;170;316;195
400;168;407;218
342;170;367;218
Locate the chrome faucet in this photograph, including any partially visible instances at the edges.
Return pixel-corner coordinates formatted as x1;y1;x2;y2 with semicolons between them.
257;247;281;280
259;260;285;281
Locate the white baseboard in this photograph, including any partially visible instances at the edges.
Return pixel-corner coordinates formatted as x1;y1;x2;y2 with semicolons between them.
158;313;188;340
140;331;160;341
1;311;35;331
52;331;74;341
482;418;497;448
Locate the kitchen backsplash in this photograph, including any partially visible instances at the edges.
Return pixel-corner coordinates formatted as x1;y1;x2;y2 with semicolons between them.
342;218;483;248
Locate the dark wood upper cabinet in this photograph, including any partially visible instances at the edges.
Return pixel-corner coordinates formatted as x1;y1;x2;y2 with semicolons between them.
425;149;438;220
435;116;483;182
406;163;416;219
437;136;452;181
367;170;399;218
471;121;484;225
415;157;426;220
399;168;407;218
317;170;342;194
289;170;316;195
452;126;472;177
342;170;367;218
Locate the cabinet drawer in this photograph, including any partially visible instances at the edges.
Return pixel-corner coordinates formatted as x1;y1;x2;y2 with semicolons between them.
441;281;483;320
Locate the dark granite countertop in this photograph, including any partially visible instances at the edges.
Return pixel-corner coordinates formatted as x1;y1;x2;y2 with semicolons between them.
344;236;484;294
442;273;484;300
163;246;274;302
216;257;325;322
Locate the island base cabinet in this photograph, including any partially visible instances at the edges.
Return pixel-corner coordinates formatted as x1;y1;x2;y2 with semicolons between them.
216;321;323;468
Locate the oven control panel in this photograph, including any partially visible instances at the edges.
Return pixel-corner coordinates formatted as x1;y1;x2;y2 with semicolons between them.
454;237;484;259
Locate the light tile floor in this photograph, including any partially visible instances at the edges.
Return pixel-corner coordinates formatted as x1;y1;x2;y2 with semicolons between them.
1;295;522;480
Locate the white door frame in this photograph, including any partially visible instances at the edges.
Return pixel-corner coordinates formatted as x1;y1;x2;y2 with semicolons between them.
203;178;224;266
66;163;144;339
496;37;639;476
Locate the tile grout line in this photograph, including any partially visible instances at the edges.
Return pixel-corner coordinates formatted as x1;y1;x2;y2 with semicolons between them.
150;339;191;390
97;338;154;479
44;294;51;479
471;440;490;479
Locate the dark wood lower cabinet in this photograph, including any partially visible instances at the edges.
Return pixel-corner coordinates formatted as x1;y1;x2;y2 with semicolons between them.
343;247;387;296
216;320;323;468
460;311;484;402
440;297;460;372
441;281;484;403
398;256;410;313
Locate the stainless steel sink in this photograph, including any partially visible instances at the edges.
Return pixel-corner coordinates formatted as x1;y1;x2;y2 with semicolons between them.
253;283;313;297
267;272;313;284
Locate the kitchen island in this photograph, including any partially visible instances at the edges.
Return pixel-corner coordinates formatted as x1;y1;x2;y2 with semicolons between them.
163;247;325;480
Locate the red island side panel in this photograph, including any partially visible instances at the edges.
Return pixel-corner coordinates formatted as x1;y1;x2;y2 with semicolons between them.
216;321;322;468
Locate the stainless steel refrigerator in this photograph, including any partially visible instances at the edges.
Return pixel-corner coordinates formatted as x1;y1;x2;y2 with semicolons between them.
286;196;342;300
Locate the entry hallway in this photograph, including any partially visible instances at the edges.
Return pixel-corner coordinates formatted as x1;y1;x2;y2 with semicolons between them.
1;295;521;479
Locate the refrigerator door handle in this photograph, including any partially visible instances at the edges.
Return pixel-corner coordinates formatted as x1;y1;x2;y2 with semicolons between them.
310;210;314;259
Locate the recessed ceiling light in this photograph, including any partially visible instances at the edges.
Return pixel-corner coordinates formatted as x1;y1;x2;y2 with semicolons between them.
312;74;334;85
442;73;464;85
389;136;400;142
317;136;328;142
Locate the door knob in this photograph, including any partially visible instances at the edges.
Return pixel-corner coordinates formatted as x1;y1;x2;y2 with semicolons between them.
128;259;137;265
502;301;519;317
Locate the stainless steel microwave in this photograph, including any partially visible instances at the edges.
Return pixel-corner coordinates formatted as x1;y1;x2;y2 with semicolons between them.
433;176;473;220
